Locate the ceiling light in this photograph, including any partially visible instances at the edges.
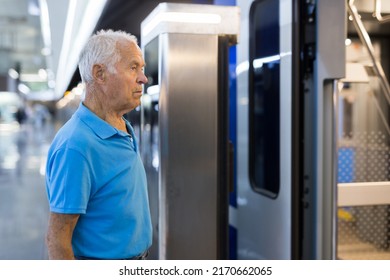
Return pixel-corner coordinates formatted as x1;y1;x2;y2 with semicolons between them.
8;69;19;80
41;47;51;56
18;83;31;94
143;12;222;37
39;69;48;79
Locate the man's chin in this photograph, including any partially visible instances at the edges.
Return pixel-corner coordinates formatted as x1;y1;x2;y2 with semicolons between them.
130;102;141;112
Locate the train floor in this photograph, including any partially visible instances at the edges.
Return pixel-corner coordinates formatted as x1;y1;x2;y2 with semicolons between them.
0;120;56;260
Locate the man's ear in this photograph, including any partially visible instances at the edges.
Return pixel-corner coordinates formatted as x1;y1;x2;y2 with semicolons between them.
92;64;105;83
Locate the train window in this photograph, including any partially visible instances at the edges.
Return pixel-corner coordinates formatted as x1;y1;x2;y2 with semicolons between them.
249;0;280;198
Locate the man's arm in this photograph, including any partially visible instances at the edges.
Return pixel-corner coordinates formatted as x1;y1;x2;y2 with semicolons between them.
46;212;80;260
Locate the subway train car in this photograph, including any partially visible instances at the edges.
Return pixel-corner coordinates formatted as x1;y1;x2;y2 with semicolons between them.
138;0;390;260
238;0;389;260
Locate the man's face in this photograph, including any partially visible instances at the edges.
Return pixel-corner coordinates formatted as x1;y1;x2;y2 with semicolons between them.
105;41;148;113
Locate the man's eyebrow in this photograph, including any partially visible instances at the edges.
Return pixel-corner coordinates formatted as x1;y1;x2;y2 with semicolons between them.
129;60;145;67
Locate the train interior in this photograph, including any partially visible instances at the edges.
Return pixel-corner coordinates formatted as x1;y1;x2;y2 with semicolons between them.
337;0;390;259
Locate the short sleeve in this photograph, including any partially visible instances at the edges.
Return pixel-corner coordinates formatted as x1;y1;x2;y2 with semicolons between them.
46;147;92;214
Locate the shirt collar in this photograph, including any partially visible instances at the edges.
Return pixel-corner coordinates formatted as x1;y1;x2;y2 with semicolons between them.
76;102;123;140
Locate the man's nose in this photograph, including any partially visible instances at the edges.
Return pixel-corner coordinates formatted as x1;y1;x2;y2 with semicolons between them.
138;72;148;84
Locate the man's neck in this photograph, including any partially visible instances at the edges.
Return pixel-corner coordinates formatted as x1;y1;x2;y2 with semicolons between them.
83;87;127;133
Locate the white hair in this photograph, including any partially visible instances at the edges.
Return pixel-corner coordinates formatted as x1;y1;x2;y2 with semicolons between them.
78;29;138;83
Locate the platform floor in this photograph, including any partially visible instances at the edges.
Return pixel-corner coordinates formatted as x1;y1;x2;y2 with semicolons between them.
0;121;57;259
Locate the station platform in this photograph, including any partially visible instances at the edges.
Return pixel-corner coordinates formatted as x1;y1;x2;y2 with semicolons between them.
0;120;57;259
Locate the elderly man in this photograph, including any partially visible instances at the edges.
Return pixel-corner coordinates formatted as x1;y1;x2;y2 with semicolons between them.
45;30;152;260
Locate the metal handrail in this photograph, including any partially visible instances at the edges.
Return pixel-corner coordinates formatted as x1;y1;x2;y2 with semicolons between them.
374;0;390;23
370;90;390;137
347;0;390;106
338;181;390;206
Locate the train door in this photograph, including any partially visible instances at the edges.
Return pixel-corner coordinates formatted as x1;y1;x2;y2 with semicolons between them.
336;0;390;259
235;0;345;259
140;3;239;259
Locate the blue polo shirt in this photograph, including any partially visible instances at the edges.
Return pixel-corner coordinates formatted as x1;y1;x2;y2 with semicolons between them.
45;102;152;259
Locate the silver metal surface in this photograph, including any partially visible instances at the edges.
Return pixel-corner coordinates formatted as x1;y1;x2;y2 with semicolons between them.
314;0;346;259
235;0;292;259
332;80;340;260
141;2;240;48
374;0;390;23
158;33;220;259
141;3;239;259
